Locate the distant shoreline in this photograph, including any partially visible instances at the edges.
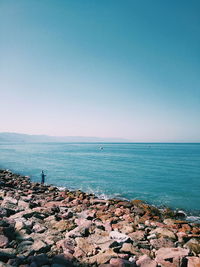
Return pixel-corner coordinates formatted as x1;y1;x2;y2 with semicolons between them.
1;132;200;143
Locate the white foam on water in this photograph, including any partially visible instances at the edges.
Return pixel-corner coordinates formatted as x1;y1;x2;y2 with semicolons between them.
186;216;200;223
57;186;67;191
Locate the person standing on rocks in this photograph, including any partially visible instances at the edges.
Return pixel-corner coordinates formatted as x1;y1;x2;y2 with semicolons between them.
41;170;46;184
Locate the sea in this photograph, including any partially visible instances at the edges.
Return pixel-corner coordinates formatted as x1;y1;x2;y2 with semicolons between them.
0;142;200;219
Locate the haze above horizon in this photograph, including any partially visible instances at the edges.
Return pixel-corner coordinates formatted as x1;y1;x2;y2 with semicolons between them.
0;0;200;142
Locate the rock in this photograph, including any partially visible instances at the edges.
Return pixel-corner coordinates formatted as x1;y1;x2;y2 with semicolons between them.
57;238;75;254
155;247;189;264
119;224;134;235
115;208;125;217
15;220;26;231
32;240;50;253
61;211;73;219
17;240;34;256
179;223;192;233
75;237;96;256
150;227;176;240
150;237;175;249
18;200;30;210
120;243;139;255
90;199;108;205
65;221;92;238
10;209;35;220
51;264;66;267
136;255;157;267
30;254;50;266
0;208;8;218
163;219;176;225
109;231;130;243
184;238;200;255
137;224;145;230
88;232;114;251
0;262;13;267
147;234;157;240
16;231;33;242
52;254;74;267
187;257;200;267
110;258;137;267
73;247;85;258
1;197;18;211
3;225;16;241
0;235;9;248
52;220;70;232
32;223;46;233
0;248;16;261
129;231;145;241
87;248;118;265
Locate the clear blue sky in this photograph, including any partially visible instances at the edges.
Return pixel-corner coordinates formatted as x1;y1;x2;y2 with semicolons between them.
0;0;200;141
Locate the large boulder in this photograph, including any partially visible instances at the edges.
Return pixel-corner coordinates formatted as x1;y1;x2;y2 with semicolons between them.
136;255;157;267
155;247;189;265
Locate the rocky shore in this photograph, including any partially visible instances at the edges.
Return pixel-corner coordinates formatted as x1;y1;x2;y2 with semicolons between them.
0;169;200;267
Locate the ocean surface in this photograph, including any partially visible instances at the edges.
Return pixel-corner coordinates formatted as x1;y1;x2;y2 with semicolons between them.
0;142;200;215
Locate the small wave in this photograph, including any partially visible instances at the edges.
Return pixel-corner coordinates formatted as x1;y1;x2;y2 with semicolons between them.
57;186;67;191
186;216;200;223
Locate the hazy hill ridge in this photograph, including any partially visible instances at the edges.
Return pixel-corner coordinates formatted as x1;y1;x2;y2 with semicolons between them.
0;132;129;143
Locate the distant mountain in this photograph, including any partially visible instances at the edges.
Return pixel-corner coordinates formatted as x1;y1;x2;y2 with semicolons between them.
0;132;130;143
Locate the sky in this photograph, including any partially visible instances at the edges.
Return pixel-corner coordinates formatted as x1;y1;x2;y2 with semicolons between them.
0;0;200;142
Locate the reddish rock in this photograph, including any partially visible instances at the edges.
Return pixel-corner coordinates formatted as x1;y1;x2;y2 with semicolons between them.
44;201;67;208
136;255;157;267
155;247;189;265
75;237;96;256
191;227;200;234
150;237;175;249
110;258;136;267
178;224;192;233
115;208;125;217
86;248;118;265
187;257;200;267
129;231;145;241
32;240;49;253
122;214;134;223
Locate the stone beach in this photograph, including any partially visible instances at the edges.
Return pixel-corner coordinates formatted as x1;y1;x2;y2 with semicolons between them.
0;169;200;267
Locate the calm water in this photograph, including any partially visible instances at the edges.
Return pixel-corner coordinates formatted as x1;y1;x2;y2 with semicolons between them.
0;142;200;213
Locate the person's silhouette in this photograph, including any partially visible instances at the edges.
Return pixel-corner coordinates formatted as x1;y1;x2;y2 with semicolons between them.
41;170;46;184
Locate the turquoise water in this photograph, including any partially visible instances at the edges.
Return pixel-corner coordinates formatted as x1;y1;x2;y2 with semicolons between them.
0;142;200;213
